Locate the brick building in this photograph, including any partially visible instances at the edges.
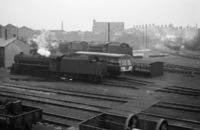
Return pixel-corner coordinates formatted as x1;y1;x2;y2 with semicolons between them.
18;26;35;40
92;20;124;33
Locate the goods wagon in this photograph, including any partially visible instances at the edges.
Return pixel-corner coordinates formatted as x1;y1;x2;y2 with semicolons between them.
0;98;42;130
75;51;132;77
79;113;168;130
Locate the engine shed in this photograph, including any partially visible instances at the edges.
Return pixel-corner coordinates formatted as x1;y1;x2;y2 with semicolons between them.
131;59;164;77
0;38;30;68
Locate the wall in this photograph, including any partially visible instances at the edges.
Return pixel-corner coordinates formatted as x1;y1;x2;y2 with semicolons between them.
18;27;34;39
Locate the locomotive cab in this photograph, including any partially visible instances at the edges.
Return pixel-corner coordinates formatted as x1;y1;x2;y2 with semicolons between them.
49;54;65;72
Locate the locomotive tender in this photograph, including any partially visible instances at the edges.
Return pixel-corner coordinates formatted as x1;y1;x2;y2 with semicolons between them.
10;52;107;82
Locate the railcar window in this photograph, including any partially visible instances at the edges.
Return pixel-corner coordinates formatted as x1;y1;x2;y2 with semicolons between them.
127;59;132;65
121;59;127;66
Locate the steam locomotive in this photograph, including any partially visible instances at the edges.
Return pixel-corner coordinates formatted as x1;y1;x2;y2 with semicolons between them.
88;42;133;56
58;41;133;56
10;52;107;82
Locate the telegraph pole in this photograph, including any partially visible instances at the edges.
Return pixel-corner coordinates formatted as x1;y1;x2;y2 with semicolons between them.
108;22;110;42
143;25;145;47
146;24;147;49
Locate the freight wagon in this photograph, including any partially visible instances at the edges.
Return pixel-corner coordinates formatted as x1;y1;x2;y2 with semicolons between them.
79;113;168;130
0;98;42;130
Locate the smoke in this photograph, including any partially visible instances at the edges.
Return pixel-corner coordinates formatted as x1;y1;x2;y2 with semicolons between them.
32;29;59;57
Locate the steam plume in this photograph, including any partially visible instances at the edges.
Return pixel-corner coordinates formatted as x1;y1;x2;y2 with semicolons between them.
32;29;59;57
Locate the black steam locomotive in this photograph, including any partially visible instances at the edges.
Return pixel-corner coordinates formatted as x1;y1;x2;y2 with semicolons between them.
10;53;107;82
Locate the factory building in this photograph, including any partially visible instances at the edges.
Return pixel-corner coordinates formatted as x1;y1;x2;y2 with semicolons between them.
0;38;30;68
4;24;18;39
18;26;35;40
92;20;124;33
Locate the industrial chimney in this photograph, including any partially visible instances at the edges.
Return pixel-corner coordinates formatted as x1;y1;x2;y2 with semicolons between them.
61;22;63;31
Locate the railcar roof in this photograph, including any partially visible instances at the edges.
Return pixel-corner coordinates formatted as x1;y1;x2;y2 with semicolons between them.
75;51;127;58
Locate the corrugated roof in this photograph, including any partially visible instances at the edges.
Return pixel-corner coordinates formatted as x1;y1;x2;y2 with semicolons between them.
0;38;17;47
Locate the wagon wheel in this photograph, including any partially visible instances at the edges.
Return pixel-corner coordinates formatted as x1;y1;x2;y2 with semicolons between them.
25;122;32;130
124;114;139;130
155;119;169;130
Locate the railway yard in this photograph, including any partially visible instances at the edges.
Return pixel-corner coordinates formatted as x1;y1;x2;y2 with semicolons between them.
0;49;200;130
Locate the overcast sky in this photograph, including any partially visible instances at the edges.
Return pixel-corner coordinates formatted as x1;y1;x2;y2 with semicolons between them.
0;0;199;31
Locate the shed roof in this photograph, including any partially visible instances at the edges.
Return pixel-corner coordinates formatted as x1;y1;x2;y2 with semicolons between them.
0;38;17;47
75;51;126;58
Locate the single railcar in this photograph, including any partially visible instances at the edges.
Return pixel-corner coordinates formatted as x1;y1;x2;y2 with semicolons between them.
75;51;132;77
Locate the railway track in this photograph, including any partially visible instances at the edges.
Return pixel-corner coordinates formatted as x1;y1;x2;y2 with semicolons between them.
0;84;133;128
102;80;139;89
156;85;200;97
138;101;200;130
0;84;128;109
152;47;200;60
164;63;200;75
139;112;200;130
3;83;131;101
154;102;200;113
0;91;97;128
115;76;154;85
102;76;155;89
